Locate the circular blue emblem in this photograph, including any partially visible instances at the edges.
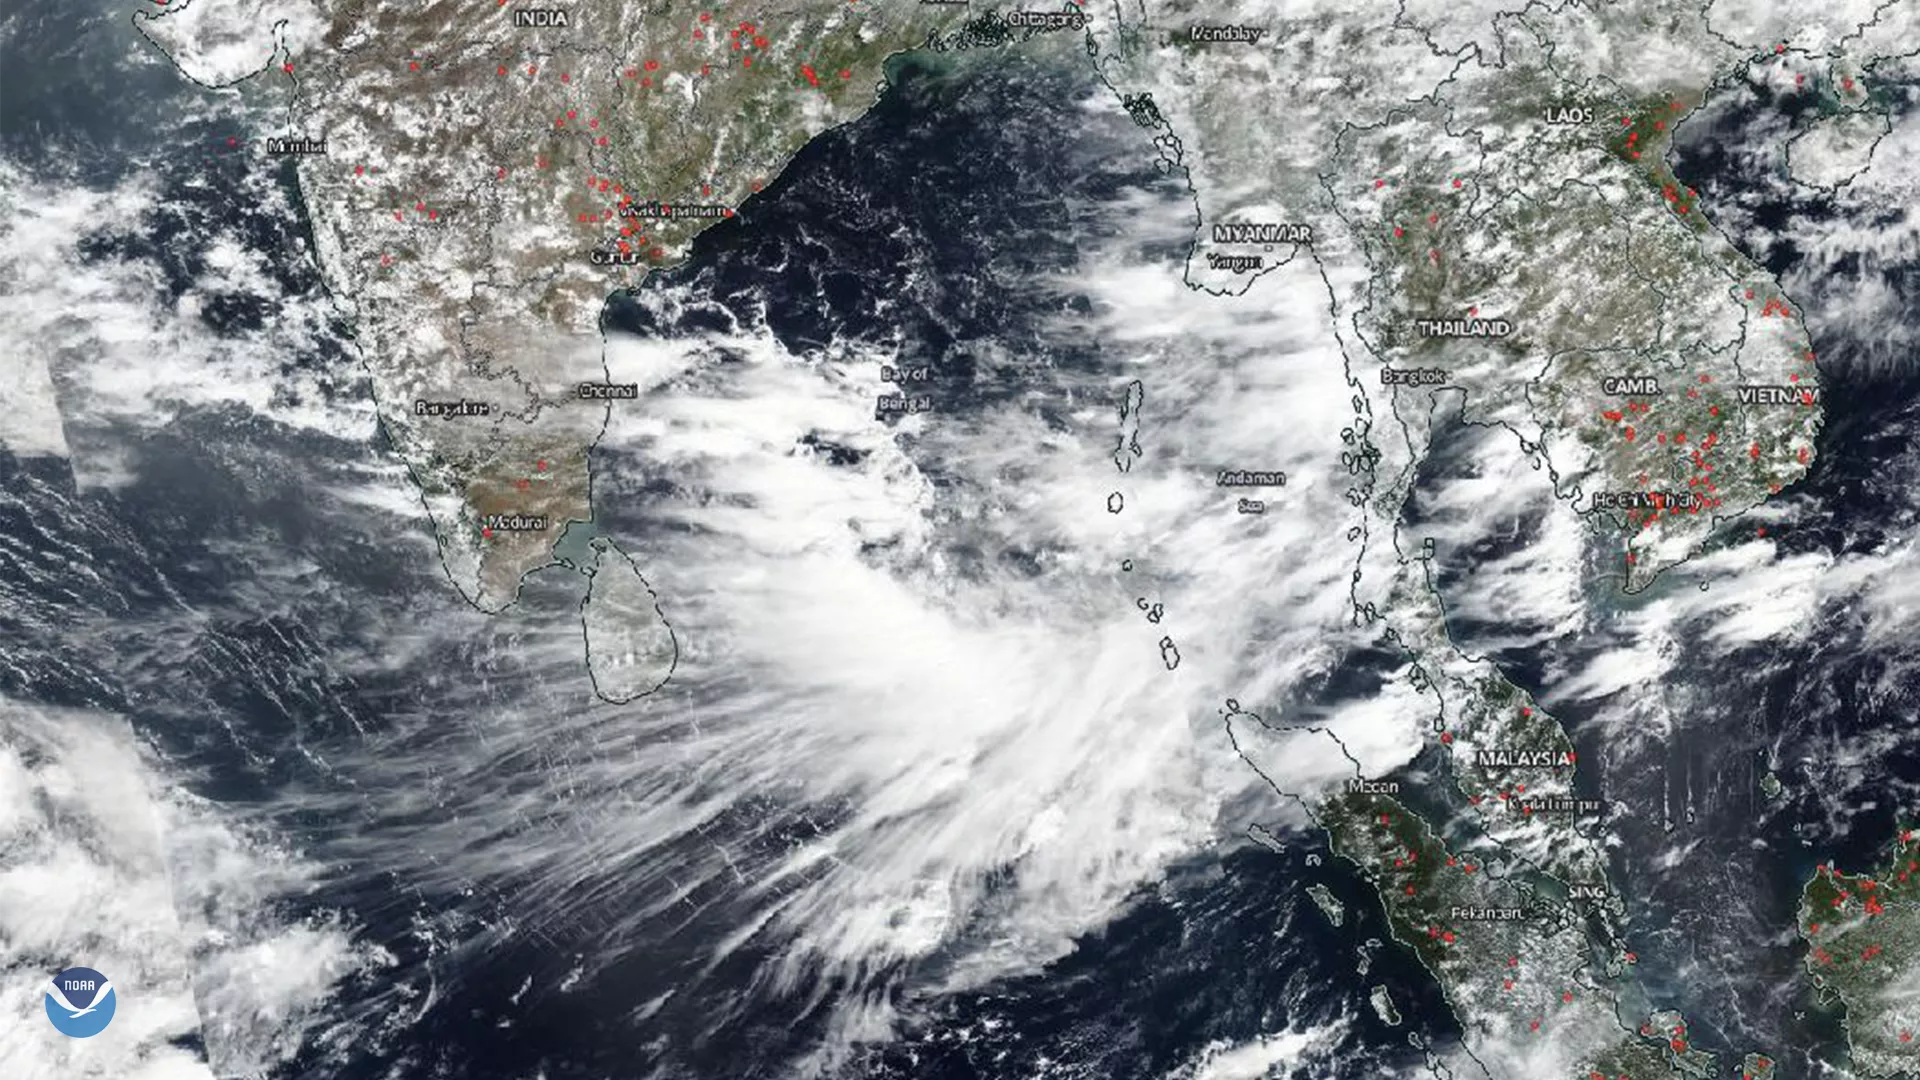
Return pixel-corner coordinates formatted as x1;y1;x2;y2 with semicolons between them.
44;966;115;1038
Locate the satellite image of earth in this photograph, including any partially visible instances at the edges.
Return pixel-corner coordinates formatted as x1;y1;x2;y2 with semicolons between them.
2;1;1919;1078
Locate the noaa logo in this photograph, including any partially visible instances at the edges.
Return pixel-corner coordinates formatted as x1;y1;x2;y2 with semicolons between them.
44;967;115;1038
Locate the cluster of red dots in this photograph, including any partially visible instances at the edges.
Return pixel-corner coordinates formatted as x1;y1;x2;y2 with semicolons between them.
1801;841;1920;1013
1597;349;1818;544
389;200;439;223
1464;773;1569;814
314;3;892;277
1364;772;1619;1043
1616;102;1684;162
550;106;613;148
1373;174;1472;263
1637;1016;1690;1054
480;459;550;538
730;18;770;68
620;59;665;88
512;458;551;493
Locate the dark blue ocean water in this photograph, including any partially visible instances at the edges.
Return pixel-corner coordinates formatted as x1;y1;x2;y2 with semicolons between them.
0;15;1445;1080
11;5;1918;1076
